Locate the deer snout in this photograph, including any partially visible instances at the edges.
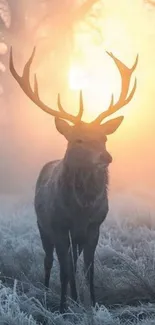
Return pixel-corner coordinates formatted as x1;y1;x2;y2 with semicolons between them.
99;151;112;165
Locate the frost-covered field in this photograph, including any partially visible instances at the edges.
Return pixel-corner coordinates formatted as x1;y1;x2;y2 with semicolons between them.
0;194;155;324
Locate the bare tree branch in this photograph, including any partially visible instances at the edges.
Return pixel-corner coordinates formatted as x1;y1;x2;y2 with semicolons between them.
71;0;100;24
144;0;155;6
31;0;100;40
0;0;11;28
30;0;101;70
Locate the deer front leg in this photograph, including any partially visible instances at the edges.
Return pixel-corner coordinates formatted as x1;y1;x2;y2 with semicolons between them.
55;232;70;313
68;241;78;302
83;224;99;306
37;222;54;289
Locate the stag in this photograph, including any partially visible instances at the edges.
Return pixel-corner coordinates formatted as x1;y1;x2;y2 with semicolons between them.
10;48;138;313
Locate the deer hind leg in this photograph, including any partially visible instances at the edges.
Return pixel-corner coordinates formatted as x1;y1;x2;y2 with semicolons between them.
44;249;54;288
83;224;99;307
37;222;54;288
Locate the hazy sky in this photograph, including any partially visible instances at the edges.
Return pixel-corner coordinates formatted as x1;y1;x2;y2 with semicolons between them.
0;0;155;211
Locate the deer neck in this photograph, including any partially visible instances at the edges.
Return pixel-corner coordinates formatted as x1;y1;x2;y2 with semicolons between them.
60;158;109;207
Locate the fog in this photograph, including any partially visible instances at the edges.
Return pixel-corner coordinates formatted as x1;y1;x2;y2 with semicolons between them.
0;3;155;322
0;0;154;214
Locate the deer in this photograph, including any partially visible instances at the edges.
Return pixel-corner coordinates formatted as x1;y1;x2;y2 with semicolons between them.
9;48;138;313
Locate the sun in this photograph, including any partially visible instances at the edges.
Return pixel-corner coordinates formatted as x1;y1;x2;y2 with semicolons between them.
69;65;88;90
68;50;123;121
67;6;139;123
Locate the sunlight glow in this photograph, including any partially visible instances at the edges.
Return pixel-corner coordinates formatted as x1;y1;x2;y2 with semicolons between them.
68;49;123;121
10;0;155;203
69;65;88;90
67;9;138;122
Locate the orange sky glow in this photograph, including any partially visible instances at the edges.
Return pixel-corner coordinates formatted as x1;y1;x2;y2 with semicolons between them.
1;0;155;212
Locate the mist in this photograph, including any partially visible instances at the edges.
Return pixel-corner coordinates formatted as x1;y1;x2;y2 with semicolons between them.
0;0;154;214
0;2;155;323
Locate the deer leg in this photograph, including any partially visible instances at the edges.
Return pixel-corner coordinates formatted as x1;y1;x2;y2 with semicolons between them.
68;242;83;302
83;224;99;306
69;242;78;302
55;233;70;313
44;250;54;288
37;222;54;289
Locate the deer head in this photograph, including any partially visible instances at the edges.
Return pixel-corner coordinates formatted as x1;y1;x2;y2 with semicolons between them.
10;48;138;169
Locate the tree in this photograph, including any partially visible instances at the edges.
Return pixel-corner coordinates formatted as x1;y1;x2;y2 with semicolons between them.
0;0;11;96
144;0;155;6
26;0;102;92
0;0;102;96
0;0;103;193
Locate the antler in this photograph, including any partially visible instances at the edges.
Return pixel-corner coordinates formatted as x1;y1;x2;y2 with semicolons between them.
92;52;138;125
9;47;84;124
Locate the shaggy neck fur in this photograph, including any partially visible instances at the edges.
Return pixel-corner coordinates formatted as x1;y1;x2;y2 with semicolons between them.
60;158;109;208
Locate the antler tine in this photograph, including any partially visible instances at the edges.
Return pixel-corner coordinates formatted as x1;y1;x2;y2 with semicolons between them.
23;47;36;82
131;54;139;72
10;47;21;84
10;47;83;124
57;91;84;122
92;52;138;124
78;90;84;120
108;94;114;109
57;93;66;113
34;74;40;100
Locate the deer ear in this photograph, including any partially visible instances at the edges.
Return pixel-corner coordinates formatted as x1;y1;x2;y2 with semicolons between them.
101;116;124;135
55;118;72;139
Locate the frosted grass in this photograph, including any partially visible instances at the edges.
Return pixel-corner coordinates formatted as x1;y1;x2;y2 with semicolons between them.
0;194;154;324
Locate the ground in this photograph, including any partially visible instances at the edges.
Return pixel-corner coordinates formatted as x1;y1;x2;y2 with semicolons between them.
0;193;154;325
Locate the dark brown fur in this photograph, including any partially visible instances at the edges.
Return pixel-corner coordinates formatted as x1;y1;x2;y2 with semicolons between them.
10;48;138;313
35;121;116;313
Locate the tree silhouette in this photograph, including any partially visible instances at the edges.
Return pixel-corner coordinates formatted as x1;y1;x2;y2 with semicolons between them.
0;0;101;97
144;0;155;6
0;0;11;95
